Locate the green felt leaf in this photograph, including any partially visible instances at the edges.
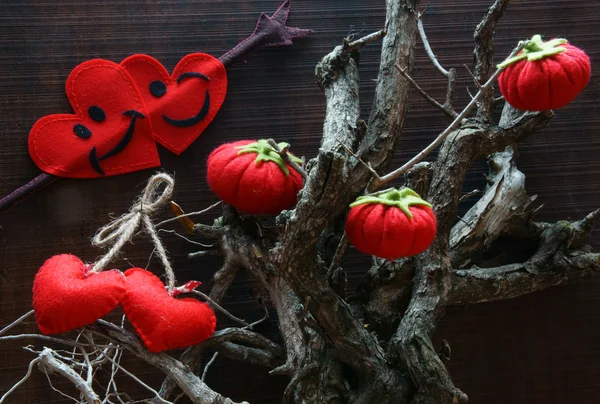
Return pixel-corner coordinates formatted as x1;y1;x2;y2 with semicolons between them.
349;187;432;219
235;139;302;176
497;34;567;69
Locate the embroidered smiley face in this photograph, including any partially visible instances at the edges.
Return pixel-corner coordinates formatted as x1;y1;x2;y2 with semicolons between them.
121;53;227;155
28;60;160;178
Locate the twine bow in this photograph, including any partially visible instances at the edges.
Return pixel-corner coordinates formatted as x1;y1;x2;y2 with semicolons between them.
91;173;177;292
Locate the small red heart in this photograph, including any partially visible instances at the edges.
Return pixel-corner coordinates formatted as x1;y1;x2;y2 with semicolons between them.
121;268;216;353
121;53;227;155
32;255;126;335
28;59;160;178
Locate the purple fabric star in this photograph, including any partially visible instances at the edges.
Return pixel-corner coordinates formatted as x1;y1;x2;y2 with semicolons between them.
219;0;313;67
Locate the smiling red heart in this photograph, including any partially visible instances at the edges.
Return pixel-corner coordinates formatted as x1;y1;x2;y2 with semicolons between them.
121;53;227;155
32;254;126;335
28;60;160;178
121;268;216;352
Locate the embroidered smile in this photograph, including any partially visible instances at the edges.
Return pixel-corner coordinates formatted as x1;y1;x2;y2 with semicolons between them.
150;72;211;127
86;110;146;175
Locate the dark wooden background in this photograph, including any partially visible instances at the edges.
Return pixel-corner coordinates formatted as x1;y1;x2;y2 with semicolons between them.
1;0;599;403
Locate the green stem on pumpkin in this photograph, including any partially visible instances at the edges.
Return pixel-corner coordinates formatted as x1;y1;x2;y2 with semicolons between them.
497;34;567;69
349;187;432;219
236;139;302;176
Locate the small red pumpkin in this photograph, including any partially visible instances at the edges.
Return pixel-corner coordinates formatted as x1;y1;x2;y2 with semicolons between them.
345;188;436;260
206;139;303;215
498;34;591;111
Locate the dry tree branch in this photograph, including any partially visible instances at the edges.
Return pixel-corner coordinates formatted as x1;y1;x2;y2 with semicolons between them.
38;348;101;404
415;11;458;116
451;210;600;304
0;309;34;336
473;0;512;121
266;138;307;180
417;13;448;77
0;357;40;403
103;354;173;404
93;320;247;404
451;252;600;305
450;146;535;268
155;201;222;228
375;39;527;188
201;353;219;382
0;333;90;347
395;65;458;119
192;290;251;327
348;29;386;50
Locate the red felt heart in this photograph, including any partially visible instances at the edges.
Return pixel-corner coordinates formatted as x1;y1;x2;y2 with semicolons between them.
121;53;227;155
121;268;216;353
32;254;126;335
28;60;160;178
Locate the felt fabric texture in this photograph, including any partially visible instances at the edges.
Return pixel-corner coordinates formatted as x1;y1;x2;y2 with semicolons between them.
345;189;437;260
498;40;591;111
28;60;160;178
121;268;216;353
206;140;304;215
32;254;126;335
121;53;227;155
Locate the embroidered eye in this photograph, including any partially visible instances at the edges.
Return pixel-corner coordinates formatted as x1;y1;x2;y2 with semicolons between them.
88;105;106;122
73;123;92;139
150;80;167;98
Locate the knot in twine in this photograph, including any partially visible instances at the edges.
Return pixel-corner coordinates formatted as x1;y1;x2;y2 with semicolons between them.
91;173;177;292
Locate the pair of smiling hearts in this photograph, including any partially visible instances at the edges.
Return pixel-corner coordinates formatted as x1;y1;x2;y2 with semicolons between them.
29;54;227;178
32;254;216;352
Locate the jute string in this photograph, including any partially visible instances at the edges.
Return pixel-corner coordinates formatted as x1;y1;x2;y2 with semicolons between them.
91;173;176;292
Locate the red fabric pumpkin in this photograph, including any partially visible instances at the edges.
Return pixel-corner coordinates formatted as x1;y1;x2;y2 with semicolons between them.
206;139;303;215
345;188;436;260
498;35;591;111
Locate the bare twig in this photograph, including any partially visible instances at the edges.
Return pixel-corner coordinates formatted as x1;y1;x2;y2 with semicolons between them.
192;290;251;328
395;64;458;119
348;29;386;50
463;63;483;90
192;223;224;239
417;15;448;77
0;334;88;347
158;229;216;247
93;320;248;404
188;250;219;259
473;0;512;121
417;10;457;111
38;348;101;404
459;189;481;202
336;138;382;181
104;354;173;404
156;201;222;227
201;352;219;382
0;357;40;403
266;138;307;180
0;310;34;336
327;233;349;280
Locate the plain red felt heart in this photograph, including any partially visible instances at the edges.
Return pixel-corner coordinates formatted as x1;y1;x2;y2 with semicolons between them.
32;254;126;335
121;268;216;353
28;59;160;178
121;53;227;155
